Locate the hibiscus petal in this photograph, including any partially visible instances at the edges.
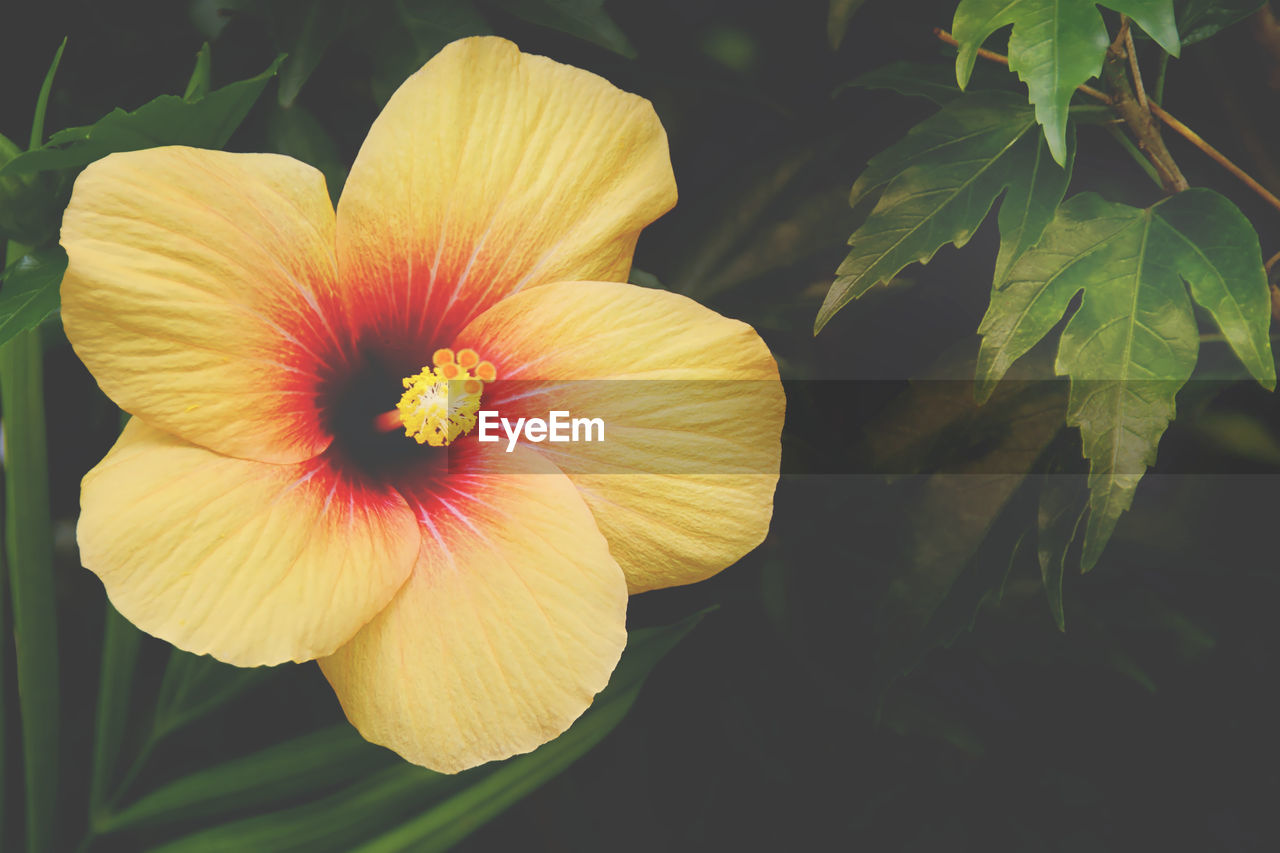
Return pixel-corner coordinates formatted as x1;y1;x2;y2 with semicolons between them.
319;445;627;773
335;36;676;350
61;147;346;464
78;419;419;666
458;280;784;593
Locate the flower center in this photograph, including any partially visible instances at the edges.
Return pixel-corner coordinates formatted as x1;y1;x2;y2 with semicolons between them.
377;348;497;446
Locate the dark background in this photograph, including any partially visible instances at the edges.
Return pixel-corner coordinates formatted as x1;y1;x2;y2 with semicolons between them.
4;0;1280;849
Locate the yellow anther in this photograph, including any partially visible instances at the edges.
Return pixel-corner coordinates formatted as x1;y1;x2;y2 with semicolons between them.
394;351;498;445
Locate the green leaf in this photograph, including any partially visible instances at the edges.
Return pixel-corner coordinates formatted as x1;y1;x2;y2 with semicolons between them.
149;765;456;853
150;612;707;852
817;91;1073;332
0;246;66;347
0;41;69;243
89;605;144;814
30;37;67;148
493;0;636;58
98;726;393;835
0;55;284;177
976;189;1274;569
827;0;868;49
1;268;58;852
952;0;1180;164
1155;190;1275;386
993;125;1075;286
267;103;348;204
183;43;213;101
0;145;64;245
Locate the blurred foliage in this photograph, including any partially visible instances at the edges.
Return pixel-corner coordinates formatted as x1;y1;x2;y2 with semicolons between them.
2;0;1280;850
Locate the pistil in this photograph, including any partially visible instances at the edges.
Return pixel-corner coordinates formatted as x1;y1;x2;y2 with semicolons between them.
372;348;497;445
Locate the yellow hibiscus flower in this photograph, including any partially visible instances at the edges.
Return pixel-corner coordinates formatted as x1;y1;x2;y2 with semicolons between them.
61;37;784;773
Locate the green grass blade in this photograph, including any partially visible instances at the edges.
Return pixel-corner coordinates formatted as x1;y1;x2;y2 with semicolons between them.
89;605;143;817
29;38;66;148
1;294;59;852
349;612;711;853
152;612;709;852
349;684;643;853
98;726;392;835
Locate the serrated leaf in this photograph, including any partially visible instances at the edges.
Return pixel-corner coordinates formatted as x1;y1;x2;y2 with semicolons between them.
1156;188;1275;387
976;189;1274;569
97;726;392;835
817;91;1073;331
0;55;284;177
147;612;707;852
952;0;1180;164
493;0;636;58
0;246;67;347
994;127;1075;285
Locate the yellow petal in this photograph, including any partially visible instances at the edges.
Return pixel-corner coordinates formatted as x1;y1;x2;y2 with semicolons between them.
319;445;627;773
78;419;419;666
335;36;676;346
458;280;784;593
61;147;344;464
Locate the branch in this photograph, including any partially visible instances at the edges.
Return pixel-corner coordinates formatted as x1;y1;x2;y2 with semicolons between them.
932;27;1280;216
1120;17;1148;111
1147;101;1280;214
1103;26;1187;193
931;28;1109;102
